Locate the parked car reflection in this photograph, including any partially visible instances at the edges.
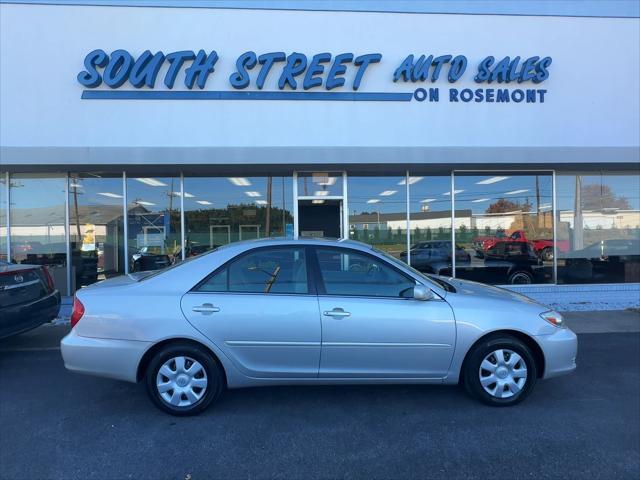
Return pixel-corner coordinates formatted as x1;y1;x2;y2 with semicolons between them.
131;246;171;272
560;239;640;283
400;241;470;274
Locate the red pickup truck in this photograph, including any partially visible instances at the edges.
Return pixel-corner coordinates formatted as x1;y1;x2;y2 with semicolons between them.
474;229;569;261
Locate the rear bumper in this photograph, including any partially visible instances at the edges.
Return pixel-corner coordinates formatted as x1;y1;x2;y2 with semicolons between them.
0;290;60;339
536;327;578;379
61;329;151;383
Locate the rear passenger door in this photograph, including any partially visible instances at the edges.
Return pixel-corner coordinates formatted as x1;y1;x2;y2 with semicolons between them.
312;247;455;379
181;246;321;378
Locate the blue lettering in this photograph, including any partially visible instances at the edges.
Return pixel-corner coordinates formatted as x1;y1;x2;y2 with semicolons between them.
257;52;286;89
474;88;484;102
507;56;521;82
326;53;353;90
184;50;218;89
278;52;308;90
129;50;165;88
534;57;552;83
103;50;133;88
77;49;108;88
431;55;452;82
518;56;539;83
411;55;433;82
164;51;195;89
486;88;495;102
460;88;473;102
511;89;525;102
474;56;494;83
449;88;459;101
303;52;331;90
230;51;257;89
538;89;547;102
448;55;467;82
393;55;414;82
489;57;510;83
496;89;509;102
353;53;381;90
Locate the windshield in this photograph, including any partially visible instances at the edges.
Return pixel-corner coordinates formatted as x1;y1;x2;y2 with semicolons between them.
372;246;442;290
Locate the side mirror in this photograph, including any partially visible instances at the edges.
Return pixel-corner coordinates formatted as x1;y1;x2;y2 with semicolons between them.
413;285;434;301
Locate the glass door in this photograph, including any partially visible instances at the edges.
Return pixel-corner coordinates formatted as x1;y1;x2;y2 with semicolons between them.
294;172;347;239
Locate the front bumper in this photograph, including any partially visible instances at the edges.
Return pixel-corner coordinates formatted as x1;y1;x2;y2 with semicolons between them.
61;329;151;383
536;327;578;379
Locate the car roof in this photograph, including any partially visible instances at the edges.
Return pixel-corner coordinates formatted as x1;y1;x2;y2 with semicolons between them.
222;237;375;249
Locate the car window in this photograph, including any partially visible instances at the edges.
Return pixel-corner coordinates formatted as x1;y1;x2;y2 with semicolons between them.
315;247;415;298
196;247;308;294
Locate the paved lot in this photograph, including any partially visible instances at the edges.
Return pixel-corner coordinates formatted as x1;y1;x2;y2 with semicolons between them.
1;329;639;480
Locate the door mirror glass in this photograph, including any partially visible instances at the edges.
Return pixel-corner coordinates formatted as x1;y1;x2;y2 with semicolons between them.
413;285;434;301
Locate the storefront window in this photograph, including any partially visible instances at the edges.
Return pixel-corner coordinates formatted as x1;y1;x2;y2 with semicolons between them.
297;172;342;197
556;172;640;284
126;176;181;272
9;174;70;294
406;175;453;273
452;173;554;285
348;175;407;257
183;176;293;256
69;173;125;290
0;172;7;262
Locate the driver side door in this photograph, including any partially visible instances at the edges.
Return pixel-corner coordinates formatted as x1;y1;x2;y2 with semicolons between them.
313;247;456;379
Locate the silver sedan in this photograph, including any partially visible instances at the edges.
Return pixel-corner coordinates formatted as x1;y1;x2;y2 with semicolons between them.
61;238;577;415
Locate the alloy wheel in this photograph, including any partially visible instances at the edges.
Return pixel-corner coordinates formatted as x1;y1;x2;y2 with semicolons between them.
478;349;528;399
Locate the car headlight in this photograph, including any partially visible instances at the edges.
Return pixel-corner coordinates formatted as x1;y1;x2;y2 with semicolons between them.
540;310;565;328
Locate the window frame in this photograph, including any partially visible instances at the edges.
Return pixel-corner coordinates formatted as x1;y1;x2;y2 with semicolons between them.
190;244;317;296
309;245;418;299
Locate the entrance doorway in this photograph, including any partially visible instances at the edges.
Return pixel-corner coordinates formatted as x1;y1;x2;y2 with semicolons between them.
298;200;342;238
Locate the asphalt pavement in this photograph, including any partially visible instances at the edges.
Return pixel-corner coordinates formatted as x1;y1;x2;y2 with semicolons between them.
0;319;639;479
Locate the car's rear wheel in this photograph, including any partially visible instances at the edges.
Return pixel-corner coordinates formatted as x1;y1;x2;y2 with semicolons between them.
463;336;537;406
508;270;533;284
145;343;224;416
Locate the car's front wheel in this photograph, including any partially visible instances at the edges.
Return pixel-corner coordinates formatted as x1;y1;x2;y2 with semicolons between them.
145;343;224;416
463;336;537;406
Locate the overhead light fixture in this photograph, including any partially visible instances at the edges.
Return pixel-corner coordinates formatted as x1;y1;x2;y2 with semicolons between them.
171;191;194;198
228;177;252;186
476;176;510;185
367;199;381;204
539;204;552;210
314;190;329;196
379;190;397;196
421;198;436;203
443;190;464;196
255;200;268;205
196;200;212;206
135;200;156;206
312;173;337;186
398;176;424;185
135;178;168;187
97;192;123;199
69;182;82;188
505;189;529;195
471;198;491;203
312;199;325;204
245;191;261;197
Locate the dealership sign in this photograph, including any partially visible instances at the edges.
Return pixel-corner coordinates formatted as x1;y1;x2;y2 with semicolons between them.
78;50;552;103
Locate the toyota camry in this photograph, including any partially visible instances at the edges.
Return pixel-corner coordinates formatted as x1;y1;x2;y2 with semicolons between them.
61;238;577;415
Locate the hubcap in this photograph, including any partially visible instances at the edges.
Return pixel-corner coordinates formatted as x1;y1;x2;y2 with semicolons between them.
156;356;208;407
479;349;527;399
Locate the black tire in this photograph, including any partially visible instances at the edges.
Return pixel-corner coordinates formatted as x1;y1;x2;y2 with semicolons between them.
508;270;533;284
145;342;224;416
463;335;538;407
540;247;553;262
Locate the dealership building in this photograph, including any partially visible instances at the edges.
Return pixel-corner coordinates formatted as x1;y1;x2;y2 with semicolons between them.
1;0;639;310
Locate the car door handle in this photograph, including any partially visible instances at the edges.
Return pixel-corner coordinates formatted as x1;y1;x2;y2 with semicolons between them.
192;303;220;315
323;308;351;318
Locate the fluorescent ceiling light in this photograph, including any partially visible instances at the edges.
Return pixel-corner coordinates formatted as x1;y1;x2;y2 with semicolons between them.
539;204;552;210
196;200;212;206
314;190;329;196
255;200;268;205
312;173;337;186
69;182;82;188
171;191;194;198
505;189;529;195
398;176;424;185
471;198;491;203
443;190;464;196
97;192;123;199
135;200;156;206
245;191;261;197
312;199;325;204
420;198;436;203
379;190;397;196
367;199;381;204
476;176;510;185
228;177;252;186
135;178;167;187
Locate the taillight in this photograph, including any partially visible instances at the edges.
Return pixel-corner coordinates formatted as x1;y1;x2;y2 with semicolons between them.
42;266;55;292
70;297;85;328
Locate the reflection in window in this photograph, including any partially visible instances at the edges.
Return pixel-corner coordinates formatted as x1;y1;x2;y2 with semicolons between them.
69;173;125;290
9;174;70;294
0;173;6;262
405;176;455;273
557;173;640;284
183;176;293;257
297;172;342;197
348;175;407;257
316;248;415;297
451;174;554;285
197;247;307;294
126;177;181;272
